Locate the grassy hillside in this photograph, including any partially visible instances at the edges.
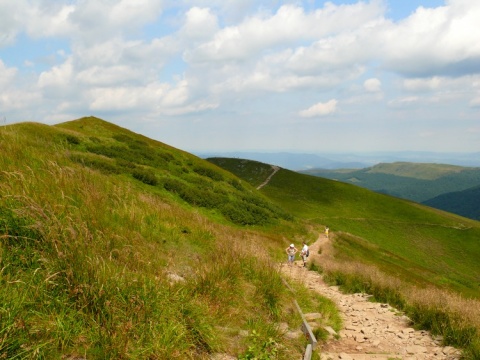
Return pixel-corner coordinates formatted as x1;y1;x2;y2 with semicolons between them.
55;118;293;227
301;162;480;205
204;157;276;188
364;162;468;180
210;158;480;296
210;157;480;357
423;185;480;221
0;118;337;359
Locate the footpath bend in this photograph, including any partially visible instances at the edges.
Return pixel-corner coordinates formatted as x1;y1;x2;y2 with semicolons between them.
280;234;463;360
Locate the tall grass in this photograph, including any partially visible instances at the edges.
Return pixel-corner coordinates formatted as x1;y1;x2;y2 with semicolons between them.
0;123;313;359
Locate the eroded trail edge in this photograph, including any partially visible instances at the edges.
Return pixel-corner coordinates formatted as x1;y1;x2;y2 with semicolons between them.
280;234;462;360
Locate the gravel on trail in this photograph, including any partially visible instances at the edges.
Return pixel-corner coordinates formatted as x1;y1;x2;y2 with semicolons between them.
280;234;462;360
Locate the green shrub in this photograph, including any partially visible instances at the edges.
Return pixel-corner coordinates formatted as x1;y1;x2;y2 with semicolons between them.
63;134;81;145
116;158;137;169
221;202;262;226
131;168;158;186
86;144;125;159
193;165;224;181
86;143;173;170
238;330;280;360
70;154;121;174
112;134;134;143
163;178;186;194
178;186;225;209
229;179;245;191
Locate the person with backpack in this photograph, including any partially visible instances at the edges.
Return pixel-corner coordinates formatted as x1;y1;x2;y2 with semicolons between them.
300;241;309;267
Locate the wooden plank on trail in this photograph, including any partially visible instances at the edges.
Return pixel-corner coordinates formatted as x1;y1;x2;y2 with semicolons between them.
294;300;318;349
303;344;313;360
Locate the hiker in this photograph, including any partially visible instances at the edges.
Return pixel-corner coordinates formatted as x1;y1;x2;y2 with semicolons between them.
285;244;298;265
300;241;309;267
325;226;329;238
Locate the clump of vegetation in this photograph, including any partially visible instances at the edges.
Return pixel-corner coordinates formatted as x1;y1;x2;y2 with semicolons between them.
238;330;280;360
131;167;158;185
70;153;122;174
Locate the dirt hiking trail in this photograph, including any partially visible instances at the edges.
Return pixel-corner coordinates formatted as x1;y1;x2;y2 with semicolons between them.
257;165;280;190
280;233;462;360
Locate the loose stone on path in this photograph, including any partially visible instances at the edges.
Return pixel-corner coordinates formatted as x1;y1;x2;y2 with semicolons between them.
280;235;463;360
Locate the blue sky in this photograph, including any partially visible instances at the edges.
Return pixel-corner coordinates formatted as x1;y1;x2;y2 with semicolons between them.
1;0;479;154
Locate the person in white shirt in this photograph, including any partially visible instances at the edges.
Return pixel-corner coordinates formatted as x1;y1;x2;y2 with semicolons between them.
300;242;309;267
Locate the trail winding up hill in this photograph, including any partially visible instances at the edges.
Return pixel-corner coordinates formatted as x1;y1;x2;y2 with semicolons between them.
281;233;462;360
256;165;280;190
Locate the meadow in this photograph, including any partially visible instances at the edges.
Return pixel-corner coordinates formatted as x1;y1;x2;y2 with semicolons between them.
211;158;480;358
0;118;334;359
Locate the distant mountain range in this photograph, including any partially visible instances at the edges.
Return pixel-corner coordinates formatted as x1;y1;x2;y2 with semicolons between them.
195;151;480;170
301;162;480;221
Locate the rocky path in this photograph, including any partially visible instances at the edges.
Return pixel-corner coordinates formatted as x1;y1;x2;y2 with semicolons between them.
280;234;462;360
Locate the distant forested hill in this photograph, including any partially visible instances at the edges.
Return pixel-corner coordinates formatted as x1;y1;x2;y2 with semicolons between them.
301;162;480;220
423;185;480;220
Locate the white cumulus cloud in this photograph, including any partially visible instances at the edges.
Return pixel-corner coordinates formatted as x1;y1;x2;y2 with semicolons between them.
299;99;338;118
182;7;219;40
379;1;480;77
184;2;384;64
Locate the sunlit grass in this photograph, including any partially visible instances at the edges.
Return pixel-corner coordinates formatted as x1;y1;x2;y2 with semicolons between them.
0;121;320;359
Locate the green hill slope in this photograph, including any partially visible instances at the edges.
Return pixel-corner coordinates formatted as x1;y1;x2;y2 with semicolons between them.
55;117;293;227
423;185;480;221
211;157;480;356
204;157;276;188
301;162;480;205
210;158;480;298
1;118;330;359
